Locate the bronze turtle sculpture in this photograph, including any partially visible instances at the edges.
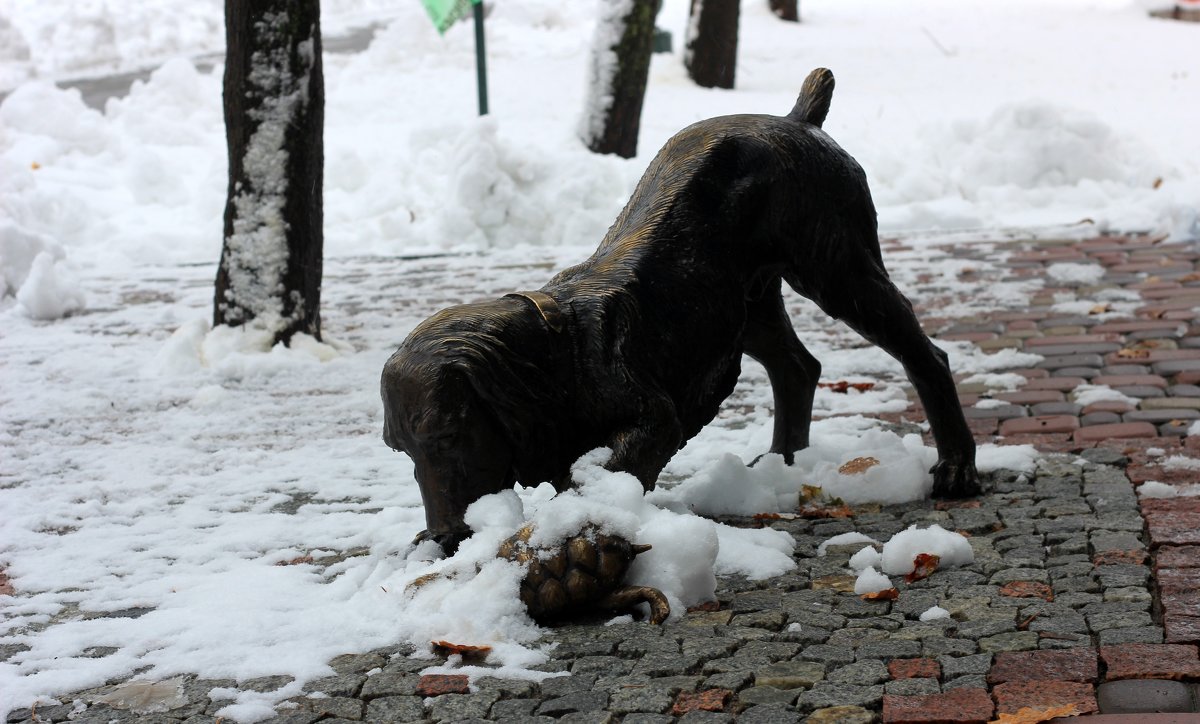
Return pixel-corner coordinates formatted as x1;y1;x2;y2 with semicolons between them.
497;523;670;624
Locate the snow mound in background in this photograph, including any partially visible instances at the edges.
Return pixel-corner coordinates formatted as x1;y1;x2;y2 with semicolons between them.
148;318;346;378
0;222;83;318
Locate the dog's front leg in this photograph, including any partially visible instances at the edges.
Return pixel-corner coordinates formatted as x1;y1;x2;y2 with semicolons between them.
605;392;682;491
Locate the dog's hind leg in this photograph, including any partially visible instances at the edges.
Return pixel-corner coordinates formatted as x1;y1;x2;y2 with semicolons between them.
744;277;821;464
807;270;980;499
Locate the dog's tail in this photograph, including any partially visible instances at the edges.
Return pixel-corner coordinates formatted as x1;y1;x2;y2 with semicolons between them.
787;68;835;128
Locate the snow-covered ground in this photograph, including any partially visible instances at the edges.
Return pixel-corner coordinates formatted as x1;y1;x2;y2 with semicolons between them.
0;0;1197;720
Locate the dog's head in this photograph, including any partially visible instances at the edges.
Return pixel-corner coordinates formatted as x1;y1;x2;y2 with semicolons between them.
381;296;571;533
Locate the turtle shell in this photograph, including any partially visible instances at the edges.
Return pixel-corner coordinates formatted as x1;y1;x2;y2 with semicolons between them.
497;523;646;620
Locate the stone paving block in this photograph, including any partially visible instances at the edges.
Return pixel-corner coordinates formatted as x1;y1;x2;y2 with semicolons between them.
1096;679;1196;714
1164;614;1200;645
1094;374;1170;388
1024;376;1088;391
1100;643;1200;681
804;705;874;723
1126;409;1200;423
1074;422;1159;442
987;648;1099;684
995;390;1066;405
889;658;941;680
1040;353;1106;370
795;683;882;713
1140;396;1200;411
1157;546;1200;570
1142;498;1200;546
992;680;1099;715
753;661;825;689
1083;400;1138;414
999;415;1081;436
1031;401;1084;416
1155;359;1200;377
881;687;994;723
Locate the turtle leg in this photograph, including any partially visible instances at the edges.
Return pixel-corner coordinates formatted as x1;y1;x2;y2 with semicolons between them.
597;585;671;624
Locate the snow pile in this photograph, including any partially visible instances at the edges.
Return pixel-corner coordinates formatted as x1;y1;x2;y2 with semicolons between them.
880;524;974;576
1047;262;1107;285
853;567;893;595
148;318;345;378
919;605;950;622
0;222;83;319
1072;384;1139;407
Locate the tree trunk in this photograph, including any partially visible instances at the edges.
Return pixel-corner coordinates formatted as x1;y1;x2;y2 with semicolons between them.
685;0;739;89
580;0;657;159
214;0;324;346
769;0;798;22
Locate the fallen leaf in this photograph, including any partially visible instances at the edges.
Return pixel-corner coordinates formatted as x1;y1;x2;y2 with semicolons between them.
797;504;853;519
0;570;13;596
861;588;899;601
753;512;798;521
838;456;880;475
432;640;493;661
1016;613;1039;630
800;484;824;503
687;600;722;613
275;555;314;566
30;162;40;170
1089;303;1111;315
905;553;940;583
990;702;1082;723
1152;177;1163;190
1116;348;1150;359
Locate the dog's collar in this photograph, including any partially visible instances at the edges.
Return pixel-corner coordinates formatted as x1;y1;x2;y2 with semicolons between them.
505;291;564;333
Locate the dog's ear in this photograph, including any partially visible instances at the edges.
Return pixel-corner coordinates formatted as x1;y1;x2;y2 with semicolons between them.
788;68;835;128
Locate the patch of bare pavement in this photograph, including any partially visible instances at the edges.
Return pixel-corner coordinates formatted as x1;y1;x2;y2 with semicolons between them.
7;233;1200;723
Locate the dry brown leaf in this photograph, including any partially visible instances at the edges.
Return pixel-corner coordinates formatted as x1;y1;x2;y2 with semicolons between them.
753;512;799;521
838;456;880;475
797;504;853;519
1116;347;1150;359
800;484;824;503
432;640;493;661
1153;177;1164;189
905;553;940;584
1088;303;1110;315
30;162;40;170
990;702;1082;724
860;588;899;601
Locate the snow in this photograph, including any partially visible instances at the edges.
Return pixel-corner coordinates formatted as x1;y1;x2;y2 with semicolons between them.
577;0;635;147
1046;262;1107;285
879;525;975;576
3;0;1198;719
817;532;878;557
853;567;893;595
919;605;950;622
1072;384;1139;407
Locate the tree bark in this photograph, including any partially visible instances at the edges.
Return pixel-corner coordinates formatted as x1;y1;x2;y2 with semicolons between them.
580;0;657;159
769;0;798;22
685;0;739;89
215;0;324;346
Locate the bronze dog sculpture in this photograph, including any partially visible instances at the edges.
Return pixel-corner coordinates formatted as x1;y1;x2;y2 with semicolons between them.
382;68;979;552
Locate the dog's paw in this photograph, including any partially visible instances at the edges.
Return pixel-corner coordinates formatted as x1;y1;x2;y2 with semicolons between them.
413;528;469;555
930;458;981;499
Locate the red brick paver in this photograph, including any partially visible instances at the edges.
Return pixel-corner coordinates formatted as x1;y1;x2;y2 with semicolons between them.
882;688;994;723
991;680;1098;715
1100;643;1200;681
672;688;731;715
415;674;470;696
987;649;1099;684
889;658;941;680
1142;499;1200;547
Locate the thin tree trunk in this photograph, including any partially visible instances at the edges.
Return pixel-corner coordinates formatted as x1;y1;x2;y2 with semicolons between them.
769;0;798;22
215;0;324;346
580;0;657;159
685;0;739;89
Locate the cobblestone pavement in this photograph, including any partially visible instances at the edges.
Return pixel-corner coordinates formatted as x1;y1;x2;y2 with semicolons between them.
8;234;1200;723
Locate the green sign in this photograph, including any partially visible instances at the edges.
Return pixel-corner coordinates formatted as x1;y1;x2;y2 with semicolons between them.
421;0;475;35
